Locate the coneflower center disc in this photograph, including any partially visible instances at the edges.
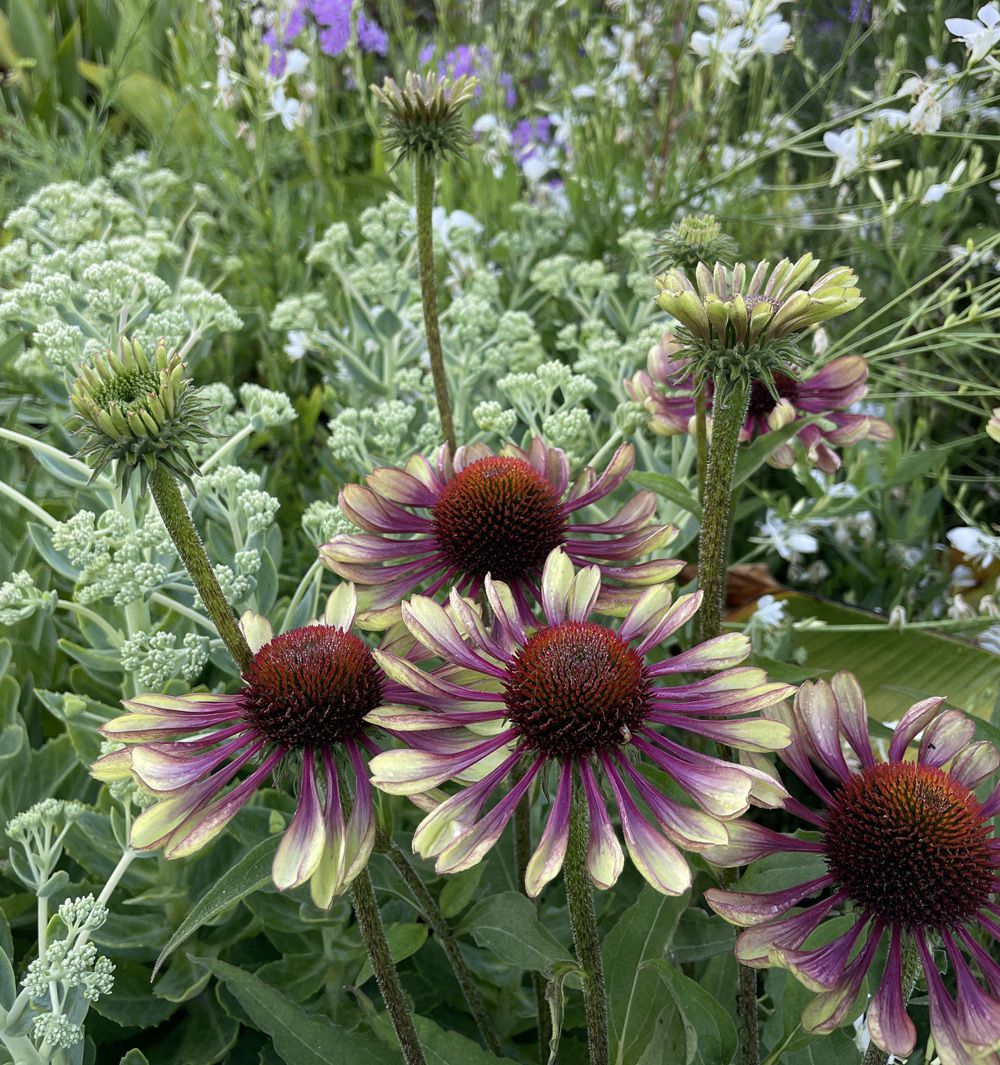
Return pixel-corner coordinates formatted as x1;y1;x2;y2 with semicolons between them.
504;621;651;756
824;761;996;930
747;373;799;419
432;457;567;583
95;368;160;411
242;625;383;748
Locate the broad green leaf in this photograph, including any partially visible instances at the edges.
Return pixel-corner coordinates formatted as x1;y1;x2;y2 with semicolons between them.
629;471;701;519
8;0;53;80
438;865;483;918
154;835;279;978
545;959;583;1065
733;418;820;488
119;1052;150;1065
356;923;428;985
370;1012;519;1065
605;887;689;1065
458;891;573;971
670;907;736;962
91;961;179;1028
645;959;737;1065
199;958;392;1065
771;594;1000;721
0;940;14;1010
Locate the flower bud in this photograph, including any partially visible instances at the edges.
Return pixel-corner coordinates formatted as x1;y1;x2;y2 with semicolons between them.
371;71;477;165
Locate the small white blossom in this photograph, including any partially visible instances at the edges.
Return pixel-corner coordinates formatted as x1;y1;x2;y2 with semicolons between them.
947;526;1000;568
945;3;1000;62
753;510;820;562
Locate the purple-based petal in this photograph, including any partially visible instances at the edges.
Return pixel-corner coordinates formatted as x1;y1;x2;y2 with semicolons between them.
944;935;1000;1052
734;892;845;967
401;596;508;679
779;917;868;992
702;820;821;868
635;591;703;655
636;734;752;817
566;491;657;535
705;874;837;926
525;759;573;897
797;680;852;782
653;713;791;753
829;671;876;768
365;465;441;507
617;755;728;849
273;750;326;891
311;750;346;909
801;928;881;1035
951;742;1000;789
646;633;751;674
566;443;634;510
919;709;976;769
581;760;624;889
368;730;516;795
341;743;377;888
339;483;435;533
888;696;946;762
130;732;254;794
867;926;917;1057
435;757;545;873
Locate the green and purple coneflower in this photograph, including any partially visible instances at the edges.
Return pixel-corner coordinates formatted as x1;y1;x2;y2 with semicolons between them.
93;585;427;908
321;438;683;627
366;547;794;897
705;673;1000;1065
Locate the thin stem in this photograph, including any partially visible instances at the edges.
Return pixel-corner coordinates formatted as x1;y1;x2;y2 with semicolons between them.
351;867;427;1065
859;936;920;1065
694;391;708;505
414;155;457;452
513;791;552;1064
147;466;252;673
696;374;751;643
0;478;57;527
564;772;609;1065
381;836;503;1056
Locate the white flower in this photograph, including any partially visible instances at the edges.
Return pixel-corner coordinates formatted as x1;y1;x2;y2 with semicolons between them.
270;86;302;130
756;13;792;54
922;182;950;204
283;48;309;78
908;89;942;133
753;510;820;561
284;330;309;361
947;526;1000;568
570;83;597;99
753;594;787;628
946;3;1000;62
823;126;871;184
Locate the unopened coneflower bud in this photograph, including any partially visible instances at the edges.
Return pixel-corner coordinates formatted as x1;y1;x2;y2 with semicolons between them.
371;71;477;165
655;214;738;273
69;338;214;495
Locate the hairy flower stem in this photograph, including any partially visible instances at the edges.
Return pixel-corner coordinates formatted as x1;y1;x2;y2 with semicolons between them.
513;793;553;1064
414;155;457;453
565;776;609;1065
696;374;751;644
380;835;503;1056
859;937;921;1065
695;391;708;505
351;866;427;1065
147;465;252;673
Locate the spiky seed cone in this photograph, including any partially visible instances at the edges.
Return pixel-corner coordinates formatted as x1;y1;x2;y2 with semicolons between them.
371;71;477;165
69;337;215;495
655;215;738;273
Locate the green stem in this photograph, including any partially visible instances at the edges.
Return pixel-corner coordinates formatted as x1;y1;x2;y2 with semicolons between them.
513;793;552;1064
414;155;457;453
859;937;920;1065
697;374;751;643
382;837;503;1056
146;466;252;673
737;963;759;1065
351;867;427;1065
694;391;708;505
565;774;609;1065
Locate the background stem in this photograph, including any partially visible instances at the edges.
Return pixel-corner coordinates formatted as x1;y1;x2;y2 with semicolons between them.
414;155;457;452
147;465;253;673
564;773;609;1065
381;836;503;1056
351;867;427;1065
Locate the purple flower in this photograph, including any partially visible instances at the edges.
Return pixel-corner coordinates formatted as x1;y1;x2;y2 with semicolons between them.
310;0;351;56
367;549;793;896
264;0;309;77
357;12;388;56
705;674;1000;1063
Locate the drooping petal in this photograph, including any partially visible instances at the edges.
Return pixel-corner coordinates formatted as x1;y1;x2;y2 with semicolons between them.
705;874;837;926
888;697;946;762
702;820;822;868
323;582;358;631
368;731;516;794
919;710;976;769
867;926;917;1058
524;759;573;897
580;760;624;889
310;750;346;909
800;929;881;1035
734;892;845;968
240;611;274;654
273;750;326;891
340;742;377;889
779;917;868;992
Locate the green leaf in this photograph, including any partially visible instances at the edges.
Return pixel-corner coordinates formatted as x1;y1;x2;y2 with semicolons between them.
119;1052;150;1065
733;417;819;488
370;1012;518;1065
154;835;279;978
198;959;392;1065
644;959;737;1065
0;939;15;1010
670;908;736;962
438;865;483;919
776;594;1000;721
458;891;574;971
356;923;428;986
91;961;179;1028
605;887;689;1065
629;471;701;519
545;959;583;1065
8;0;53;80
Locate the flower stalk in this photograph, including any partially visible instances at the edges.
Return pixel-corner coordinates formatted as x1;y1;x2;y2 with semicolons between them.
380;835;502;1056
350;866;428;1065
415;154;456;452
564;773;609;1065
147;465;253;673
697;373;751;643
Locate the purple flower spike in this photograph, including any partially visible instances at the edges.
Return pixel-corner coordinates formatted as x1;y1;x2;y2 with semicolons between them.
367;547;795;897
357;12;388;56
320;439;685;629
705;673;1000;1064
91;586;423;907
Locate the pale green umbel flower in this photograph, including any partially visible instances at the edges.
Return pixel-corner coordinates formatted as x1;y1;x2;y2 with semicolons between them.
655;255;862;352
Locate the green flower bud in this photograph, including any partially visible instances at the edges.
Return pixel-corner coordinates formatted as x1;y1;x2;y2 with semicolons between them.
371;71;477;166
655;214;738;273
69;338;215;495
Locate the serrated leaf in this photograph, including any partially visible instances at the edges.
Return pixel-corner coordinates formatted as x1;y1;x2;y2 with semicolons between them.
644;959;737;1065
154;835;279;978
198;958;392;1065
458;891;573;971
